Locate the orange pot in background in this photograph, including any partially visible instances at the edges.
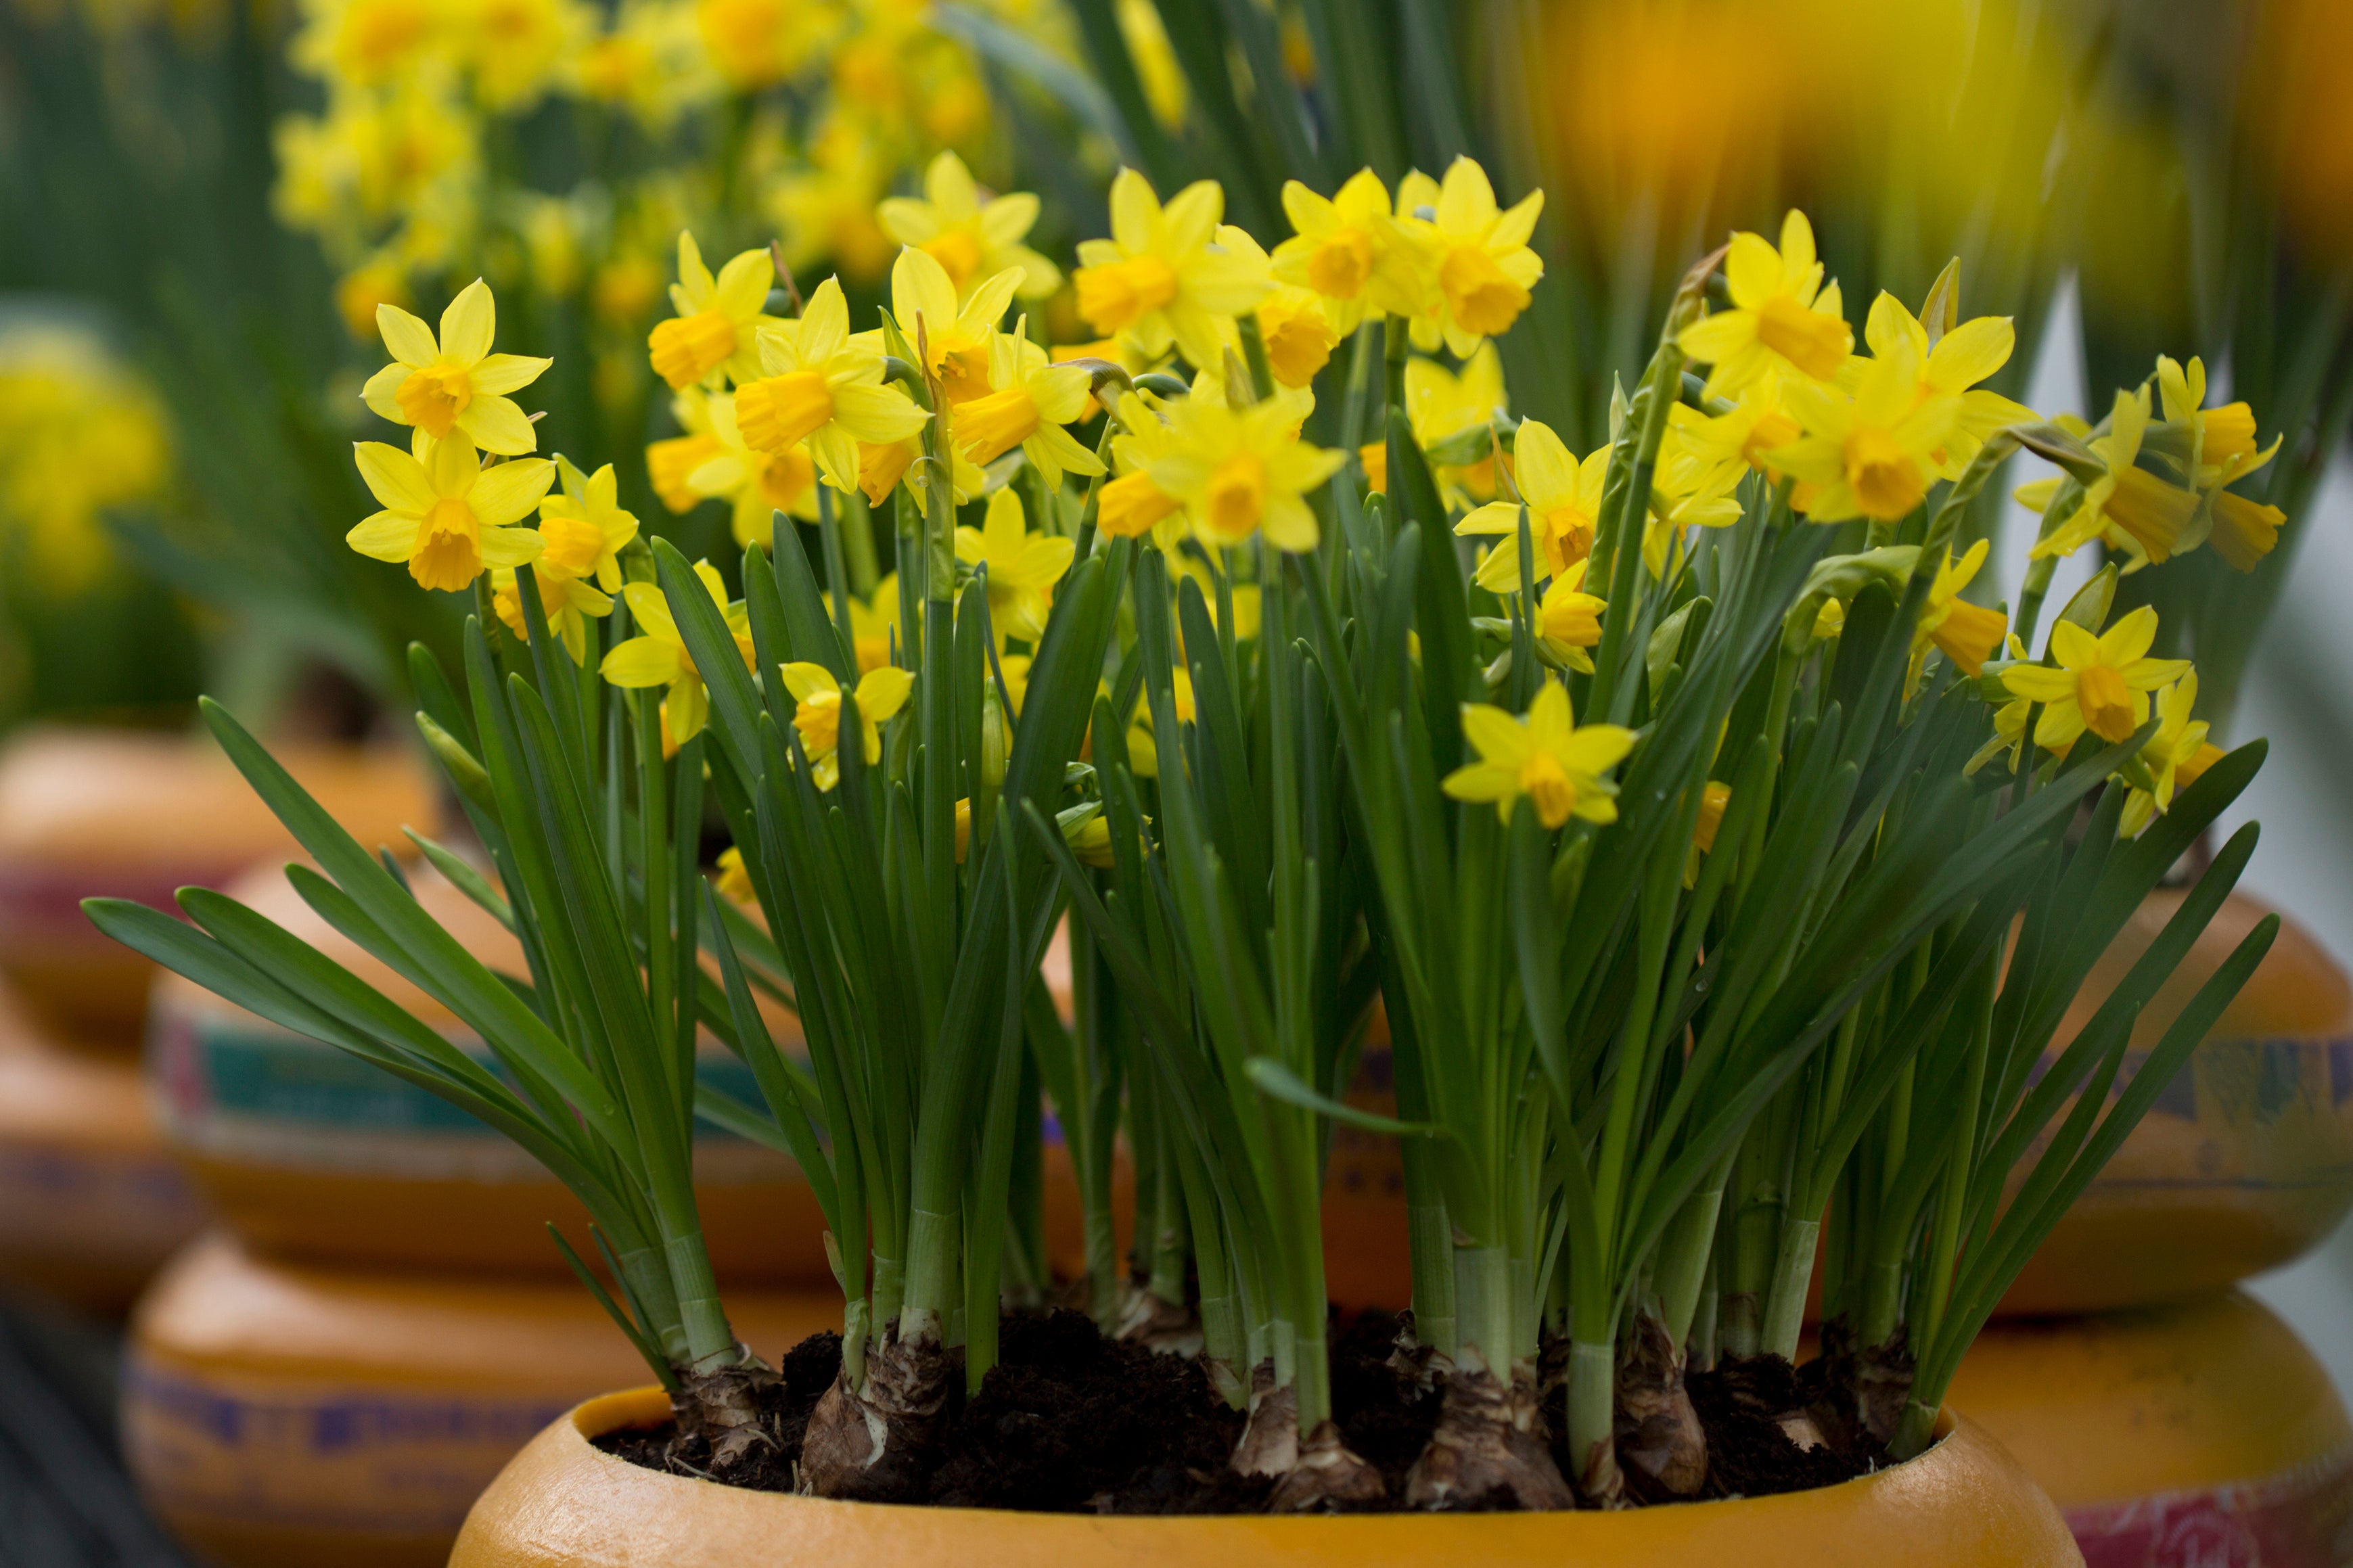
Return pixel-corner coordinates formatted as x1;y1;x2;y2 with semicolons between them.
0;988;204;1311
1950;1291;2353;1568
0;728;436;1051
150;860;829;1283
450;1388;2079;1568
123;1234;840;1568
2002;889;2353;1314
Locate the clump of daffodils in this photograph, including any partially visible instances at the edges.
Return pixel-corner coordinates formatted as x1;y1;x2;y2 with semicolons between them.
304;152;2286;1520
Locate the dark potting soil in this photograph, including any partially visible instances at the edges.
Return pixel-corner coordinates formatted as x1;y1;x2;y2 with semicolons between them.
596;1308;1889;1512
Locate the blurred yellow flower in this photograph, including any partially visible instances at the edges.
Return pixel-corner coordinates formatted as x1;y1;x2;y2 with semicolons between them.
1442;681;1635;829
956;488;1074;643
697;0;827;91
1679;210;1852;396
827;575;898;672
649;231;776;390
1361;344;1508;501
457;0;587;110
292;0;443;88
878;151;1061;302
1074;169;1271;373
362;279;551;454
347;431;553;592
0;327;171;590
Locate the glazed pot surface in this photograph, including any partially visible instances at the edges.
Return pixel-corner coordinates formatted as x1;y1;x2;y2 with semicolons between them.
451;1387;2082;1568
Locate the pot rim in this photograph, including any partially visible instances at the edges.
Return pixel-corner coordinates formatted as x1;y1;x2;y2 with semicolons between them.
451;1385;2084;1567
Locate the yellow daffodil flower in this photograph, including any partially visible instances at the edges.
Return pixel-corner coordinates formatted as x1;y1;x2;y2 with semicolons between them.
647;231;777;390
735;277;929;492
493;560;612;661
1858;290;2036;477
888;244;1023;404
2156;355;2266;479
1099;390;1186;545
1074;169;1271;373
1362;344;1510;499
1206;224;1336;388
713;846;755;902
647;388;725;515
686;390;820;546
779;660;916;789
361;279;551;455
536;455;639;591
1666;375;1802;501
1168;555;1261;643
1390;158;1545;356
1273;168;1421;332
877;151;1061;302
1641;452;1746;579
1910;539;2007;686
953;324;1105;488
348;431;553;592
956;488;1075;644
599;559;754;747
2155;355;2285;572
1150;394;1342;553
1769;339;1959;523
2120;672;2224;837
827;574;898;672
1455;419;1605;593
1537;560;1605;673
2021;389;2197;570
1685;779;1733;885
1442;681;1636;829
1679;210;1853;396
2000;605;2190;752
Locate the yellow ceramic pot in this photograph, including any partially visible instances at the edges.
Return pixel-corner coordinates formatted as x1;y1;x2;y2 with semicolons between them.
2003;890;2353;1314
450;1387;2078;1567
123;1233;840;1568
1950;1291;2353;1567
0;988;206;1311
148;860;829;1283
0;728;436;1051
